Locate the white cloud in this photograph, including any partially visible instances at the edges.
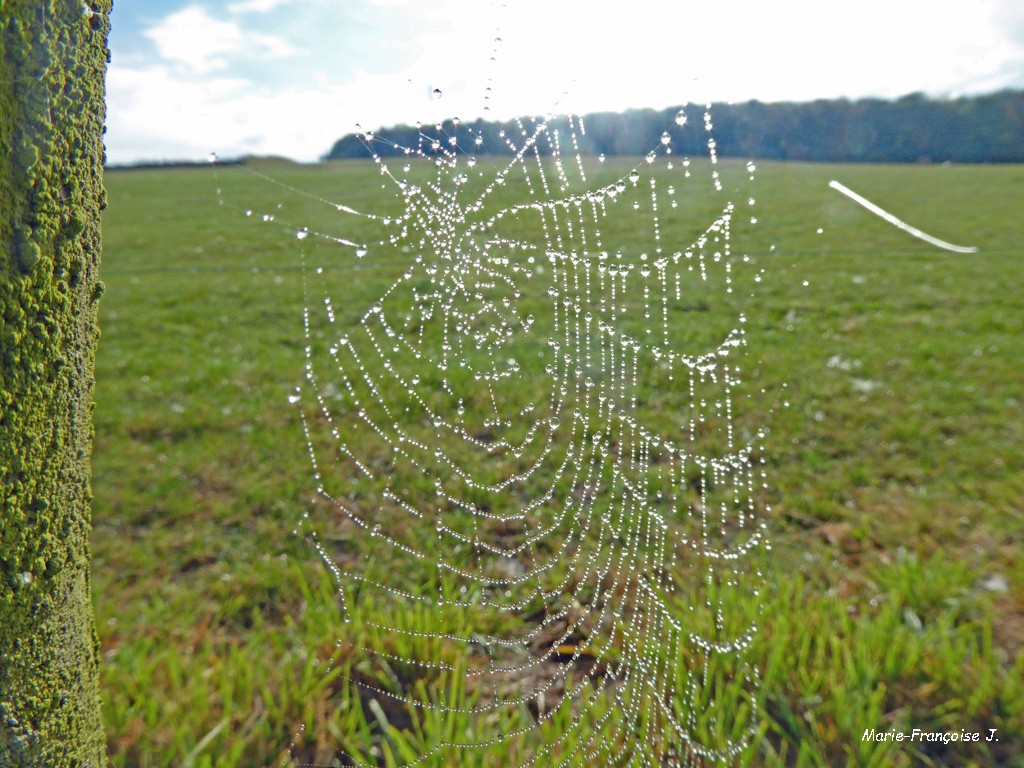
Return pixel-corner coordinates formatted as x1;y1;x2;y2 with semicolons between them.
105;63;251;163
107;0;1024;164
105;60;431;164
377;0;1024;113
144;6;299;75
227;0;292;14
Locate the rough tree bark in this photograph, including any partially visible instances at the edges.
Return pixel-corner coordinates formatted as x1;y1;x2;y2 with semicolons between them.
1;2;110;765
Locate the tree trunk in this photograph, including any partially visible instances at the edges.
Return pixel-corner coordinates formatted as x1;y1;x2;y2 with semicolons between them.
1;2;110;765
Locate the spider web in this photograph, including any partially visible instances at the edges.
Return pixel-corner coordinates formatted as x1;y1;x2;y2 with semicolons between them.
287;117;768;765
215;25;771;768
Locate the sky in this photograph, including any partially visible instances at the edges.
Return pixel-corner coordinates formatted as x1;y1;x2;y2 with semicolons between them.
105;0;1024;165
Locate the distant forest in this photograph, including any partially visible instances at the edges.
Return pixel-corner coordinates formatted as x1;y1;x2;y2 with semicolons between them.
325;90;1024;164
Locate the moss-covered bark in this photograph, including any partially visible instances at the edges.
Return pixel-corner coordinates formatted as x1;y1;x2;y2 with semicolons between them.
1;2;110;765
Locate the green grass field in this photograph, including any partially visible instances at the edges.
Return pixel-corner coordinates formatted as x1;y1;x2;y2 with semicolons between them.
93;157;1024;767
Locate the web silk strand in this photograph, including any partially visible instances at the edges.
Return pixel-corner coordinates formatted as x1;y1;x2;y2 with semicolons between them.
829;179;978;254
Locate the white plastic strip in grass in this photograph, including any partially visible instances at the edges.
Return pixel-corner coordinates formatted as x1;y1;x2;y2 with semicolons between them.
829;179;978;254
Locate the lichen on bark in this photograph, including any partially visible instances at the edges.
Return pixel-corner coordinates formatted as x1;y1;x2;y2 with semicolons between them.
1;2;110;765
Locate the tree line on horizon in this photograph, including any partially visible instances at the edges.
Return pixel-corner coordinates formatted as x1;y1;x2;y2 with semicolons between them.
324;90;1024;164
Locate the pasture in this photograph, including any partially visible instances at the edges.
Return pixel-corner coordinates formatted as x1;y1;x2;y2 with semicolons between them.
93;158;1024;766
